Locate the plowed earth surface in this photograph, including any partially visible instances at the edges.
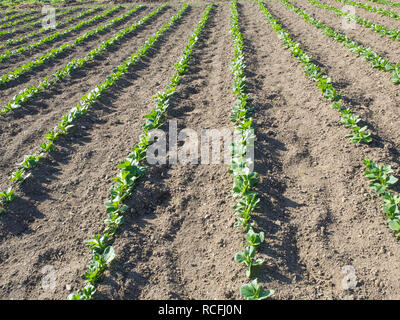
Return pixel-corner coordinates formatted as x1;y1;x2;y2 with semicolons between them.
1;0;400;300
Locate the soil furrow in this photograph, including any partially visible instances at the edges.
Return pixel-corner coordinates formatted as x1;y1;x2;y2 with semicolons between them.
0;8;98;53
96;3;243;300
292;0;400;65
1;0;399;301
342;0;400;16
322;0;400;29
265;0;400;166
239;1;400;299
0;11;37;25
0;7;78;42
0;6;171;185
0;5;204;300
0;12;43;32
0;6;125;77
0;6;152;104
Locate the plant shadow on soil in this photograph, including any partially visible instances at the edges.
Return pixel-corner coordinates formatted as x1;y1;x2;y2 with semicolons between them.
250;104;307;285
236;1;307;285
0;5;168;119
259;4;400;160
0;10;192;238
0;196;44;240
94;164;175;299
93;9;223;299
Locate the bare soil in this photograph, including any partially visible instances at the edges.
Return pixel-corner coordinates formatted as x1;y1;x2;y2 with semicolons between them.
1;0;400;300
0;7;99;54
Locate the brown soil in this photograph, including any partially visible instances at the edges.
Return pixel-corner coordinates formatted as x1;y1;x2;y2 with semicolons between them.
292;0;400;65
0;7;99;53
0;7;80;42
238;0;400;299
0;6;153;101
0;5;173;187
1;0;400;300
322;0;400;30
0;6;125;76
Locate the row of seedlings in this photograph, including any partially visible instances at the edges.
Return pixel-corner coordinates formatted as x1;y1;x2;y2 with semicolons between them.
229;0;275;300
0;5;123;86
256;0;400;242
258;1;373;144
306;0;400;42
366;0;400;8
333;0;400;20
0;9;40;29
0;6;80;38
4;6;102;48
0;6;121;63
0;8;37;24
279;0;400;84
0;4;165;116
69;3;213;300
0;3;171;213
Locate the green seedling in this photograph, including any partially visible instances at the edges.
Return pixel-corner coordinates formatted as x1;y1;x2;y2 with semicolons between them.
381;193;400;219
86;234;110;254
244;228;265;248
363;158;400;238
85;246;115;284
234;193;260;230
235;246;264;278
345;126;372;144
240;279;274;300
0;187;17;204
388;218;400;238
232;172;259;197
18;154;41;171
363;158;398;194
340;110;360;128
392;66;400;84
68;284;96;300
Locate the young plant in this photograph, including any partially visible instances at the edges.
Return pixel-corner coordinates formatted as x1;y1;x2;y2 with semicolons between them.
363;158;398;194
363;158;400;239
68;284;96;300
240;279;274;300
244;228;265;248
381;193;400;220
0;186;17;213
235;246;264;278
345;125;372;144
233;194;260;230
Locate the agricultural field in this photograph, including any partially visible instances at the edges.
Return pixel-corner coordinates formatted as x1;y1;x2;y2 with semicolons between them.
1;0;400;301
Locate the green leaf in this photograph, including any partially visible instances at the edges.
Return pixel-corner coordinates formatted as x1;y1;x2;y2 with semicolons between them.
240;279;274;300
388;219;400;231
103;246;115;265
234;251;246;264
